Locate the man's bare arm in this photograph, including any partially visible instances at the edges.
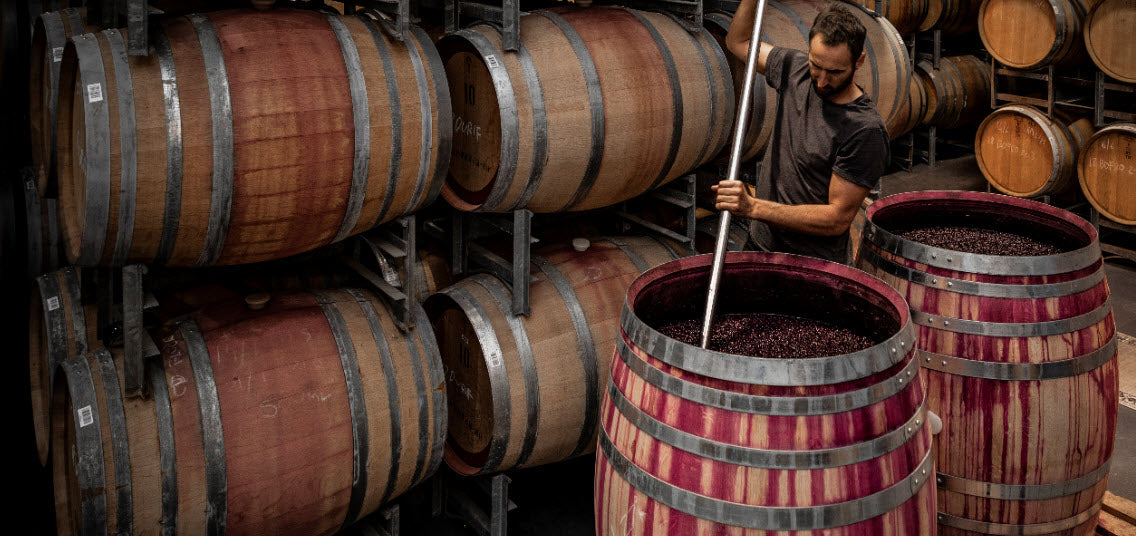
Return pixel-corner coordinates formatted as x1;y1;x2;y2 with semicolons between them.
725;0;776;71
712;173;869;236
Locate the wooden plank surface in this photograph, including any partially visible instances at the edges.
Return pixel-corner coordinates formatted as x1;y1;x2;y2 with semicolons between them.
1099;491;1136;535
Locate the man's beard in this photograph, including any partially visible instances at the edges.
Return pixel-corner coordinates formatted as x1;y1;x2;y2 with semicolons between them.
812;73;855;99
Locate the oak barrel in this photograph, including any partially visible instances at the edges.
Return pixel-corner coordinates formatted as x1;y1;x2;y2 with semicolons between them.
892;71;929;137
30;266;92;468
1078;122;1136;226
30;8;90;195
704;1;913;153
915;54;991;129
979;0;1089;69
438;6;733;212
704;11;775;163
1084;0;1136;83
919;0;981;35
424;236;679;475
55;8;451;267
596;251;936;535
856;190;1117;535
22;169;65;278
976;104;1095;197
851;0;931;35
51;289;445;535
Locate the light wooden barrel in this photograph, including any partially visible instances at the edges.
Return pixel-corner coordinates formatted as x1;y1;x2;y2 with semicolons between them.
979;0;1088;69
704;2;912;152
1084;0;1136;83
424;236;679;475
55;8;451;267
919;0;981;34
850;0;931;35
30;8;89;196
438;6;733;212
892;72;929;137
975;105;1095;197
30;266;93;468
596;251;936;535
856;190;1117;536
915;55;991;129
51;289;445;535
1078;122;1136;226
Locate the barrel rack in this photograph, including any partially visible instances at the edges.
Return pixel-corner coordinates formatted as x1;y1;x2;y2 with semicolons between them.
987;60;1136;263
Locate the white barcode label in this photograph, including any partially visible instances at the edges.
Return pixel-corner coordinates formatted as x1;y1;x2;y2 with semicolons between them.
78;405;94;428
485;55;499;69
87;83;103;103
47;296;61;311
25;180;35;191
53;47;64;62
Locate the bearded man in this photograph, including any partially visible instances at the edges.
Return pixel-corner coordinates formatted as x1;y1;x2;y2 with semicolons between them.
713;2;890;263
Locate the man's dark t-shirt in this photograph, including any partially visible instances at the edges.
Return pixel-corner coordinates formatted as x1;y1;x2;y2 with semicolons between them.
749;46;889;263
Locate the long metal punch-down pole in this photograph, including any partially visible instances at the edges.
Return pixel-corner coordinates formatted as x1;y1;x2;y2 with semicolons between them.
700;0;770;349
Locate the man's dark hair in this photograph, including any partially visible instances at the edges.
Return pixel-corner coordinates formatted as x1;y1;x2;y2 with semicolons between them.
809;4;867;61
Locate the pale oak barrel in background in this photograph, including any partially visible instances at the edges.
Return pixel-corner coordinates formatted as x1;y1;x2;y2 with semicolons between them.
596;252;935;535
438;6;733;212
424;236;679;476
976;104;1095;198
915;54;991;129
1084;0;1136;83
55;8;451;267
979;0;1090;69
919;0;981;35
51;289;445;535
1078;122;1136;226
856;191;1117;536
849;0;931;35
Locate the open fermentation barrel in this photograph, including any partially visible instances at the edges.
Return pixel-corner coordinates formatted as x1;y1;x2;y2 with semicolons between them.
975;104;1095;198
29;8;90;195
51;289;445;535
596;252;936;535
55;8;451;267
979;0;1089;69
703;1;913;153
1084;0;1136;84
855;190;1117;535
424;236;679;475
438;6;733;212
1078;122;1136;226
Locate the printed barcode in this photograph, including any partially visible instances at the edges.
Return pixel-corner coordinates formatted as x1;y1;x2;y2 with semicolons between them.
47;296;60;311
87;83;103;103
78;405;94;428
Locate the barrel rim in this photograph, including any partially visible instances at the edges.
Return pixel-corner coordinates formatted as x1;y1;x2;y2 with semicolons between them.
622;251;915;386
863;190;1100;275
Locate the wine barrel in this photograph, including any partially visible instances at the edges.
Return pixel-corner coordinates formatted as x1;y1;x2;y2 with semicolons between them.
915;54;990;129
51;289;446;535
424;236;679;475
856;190;1117;536
704;1;913;154
596;251;936;535
1085;0;1136;83
892;72;928;137
919;0;981;34
1079;122;1136;226
979;0;1088;70
30;266;92;467
55;8;451;267
975;104;1095;197
849;0;930;35
438;6;733;212
30;8;89;195
22;169;65;278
